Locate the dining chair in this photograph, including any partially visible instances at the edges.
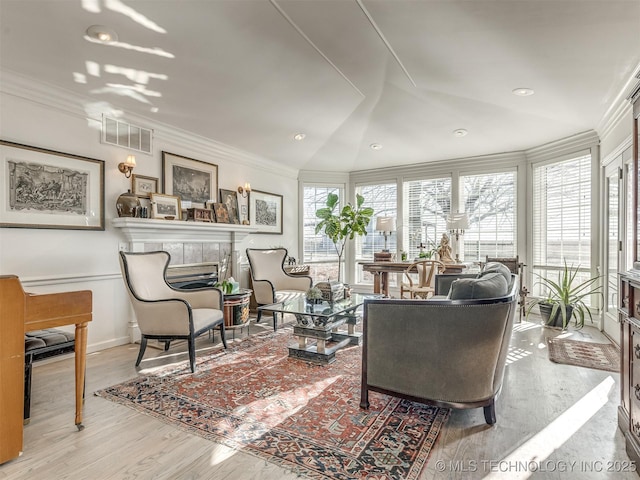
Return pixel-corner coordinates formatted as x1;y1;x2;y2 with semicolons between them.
400;259;445;299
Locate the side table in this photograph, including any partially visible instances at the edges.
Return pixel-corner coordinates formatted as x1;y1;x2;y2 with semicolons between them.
223;289;252;338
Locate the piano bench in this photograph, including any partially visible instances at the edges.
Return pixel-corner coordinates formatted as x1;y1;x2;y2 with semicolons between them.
24;329;75;424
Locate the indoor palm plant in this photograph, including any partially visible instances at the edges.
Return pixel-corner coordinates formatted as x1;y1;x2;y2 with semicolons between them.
526;261;602;329
315;192;374;282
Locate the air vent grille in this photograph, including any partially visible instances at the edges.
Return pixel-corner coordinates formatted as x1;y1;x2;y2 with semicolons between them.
102;115;153;154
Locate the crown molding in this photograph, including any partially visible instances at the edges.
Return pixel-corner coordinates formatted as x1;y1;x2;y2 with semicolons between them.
0;69;299;179
524;130;599;164
597;64;640;139
601;134;633;167
350;150;526;185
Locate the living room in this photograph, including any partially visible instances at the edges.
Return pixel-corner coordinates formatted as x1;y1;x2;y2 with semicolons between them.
1;1;640;478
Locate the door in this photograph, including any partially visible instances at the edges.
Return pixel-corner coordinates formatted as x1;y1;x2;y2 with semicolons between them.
603;163;621;340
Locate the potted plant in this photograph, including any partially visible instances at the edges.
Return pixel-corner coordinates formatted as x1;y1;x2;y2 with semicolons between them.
315;192;374;282
526;261;602;329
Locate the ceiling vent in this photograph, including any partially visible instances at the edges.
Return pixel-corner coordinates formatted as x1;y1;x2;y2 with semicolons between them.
102;115;153;154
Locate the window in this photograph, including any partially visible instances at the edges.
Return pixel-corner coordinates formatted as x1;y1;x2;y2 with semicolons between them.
355;183;397;283
302;185;341;281
403;177;451;258
532;154;591;296
461;172;517;261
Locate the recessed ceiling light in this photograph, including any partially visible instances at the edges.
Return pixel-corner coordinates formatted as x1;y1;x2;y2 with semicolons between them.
293;133;306;141
512;87;535;97
150;107;159;113
85;25;118;43
453;129;468;137
370;143;382;150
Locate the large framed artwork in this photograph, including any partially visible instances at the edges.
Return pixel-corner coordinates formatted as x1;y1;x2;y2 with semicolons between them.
0;140;105;230
162;151;217;208
219;188;240;224
249;189;283;234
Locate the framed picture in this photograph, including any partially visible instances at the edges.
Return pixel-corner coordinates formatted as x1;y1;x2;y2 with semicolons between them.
219;188;240;224
249;189;283;234
0;140;104;230
212;203;230;223
150;193;181;220
162;151;217;208
131;174;158;198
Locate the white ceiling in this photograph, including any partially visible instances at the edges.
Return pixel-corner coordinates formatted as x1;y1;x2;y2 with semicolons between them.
1;0;639;172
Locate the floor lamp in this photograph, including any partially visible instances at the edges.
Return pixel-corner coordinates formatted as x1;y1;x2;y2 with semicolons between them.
447;213;469;263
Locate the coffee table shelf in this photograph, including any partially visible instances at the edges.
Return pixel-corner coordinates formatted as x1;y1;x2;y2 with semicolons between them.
258;294;379;364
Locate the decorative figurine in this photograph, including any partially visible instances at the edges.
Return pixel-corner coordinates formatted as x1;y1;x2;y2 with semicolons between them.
437;233;455;264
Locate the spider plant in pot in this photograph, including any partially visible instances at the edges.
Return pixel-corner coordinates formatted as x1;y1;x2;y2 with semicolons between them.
526;261;602;330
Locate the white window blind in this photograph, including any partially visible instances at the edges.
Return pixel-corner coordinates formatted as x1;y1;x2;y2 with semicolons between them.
302;185;341;281
403;177;451;258
532;154;591;296
355;183;397;283
462;172;517;261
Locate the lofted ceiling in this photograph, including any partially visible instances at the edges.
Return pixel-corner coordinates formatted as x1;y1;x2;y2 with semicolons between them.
1;0;639;173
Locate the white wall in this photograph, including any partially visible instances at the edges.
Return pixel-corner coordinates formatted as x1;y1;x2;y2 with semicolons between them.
0;75;300;352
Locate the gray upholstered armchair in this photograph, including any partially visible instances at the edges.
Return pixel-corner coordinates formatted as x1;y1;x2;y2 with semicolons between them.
246;248;312;330
119;251;227;373
361;273;518;424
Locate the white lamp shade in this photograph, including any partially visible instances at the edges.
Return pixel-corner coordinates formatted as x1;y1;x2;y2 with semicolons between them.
446;213;469;230
375;216;396;232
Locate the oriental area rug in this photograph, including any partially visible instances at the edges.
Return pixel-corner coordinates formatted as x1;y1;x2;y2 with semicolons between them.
96;329;449;480
547;337;620;373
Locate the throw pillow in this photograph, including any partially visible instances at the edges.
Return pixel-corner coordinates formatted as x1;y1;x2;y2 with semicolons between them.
479;262;512;286
448;272;509;300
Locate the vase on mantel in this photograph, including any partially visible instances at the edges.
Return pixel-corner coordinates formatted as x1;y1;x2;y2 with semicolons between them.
116;190;140;217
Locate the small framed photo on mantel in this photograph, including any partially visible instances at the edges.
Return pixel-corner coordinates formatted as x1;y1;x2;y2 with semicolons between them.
150;193;181;220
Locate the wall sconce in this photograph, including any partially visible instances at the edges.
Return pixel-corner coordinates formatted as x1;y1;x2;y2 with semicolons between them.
118;155;136;178
238;182;251;198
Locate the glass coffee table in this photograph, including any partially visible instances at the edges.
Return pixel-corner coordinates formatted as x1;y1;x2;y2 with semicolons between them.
258;293;382;364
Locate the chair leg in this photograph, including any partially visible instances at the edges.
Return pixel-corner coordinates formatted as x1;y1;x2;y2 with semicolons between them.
164;341;171;351
188;338;196;373
483;399;496;425
135;337;148;367
219;324;228;349
256;309;263;323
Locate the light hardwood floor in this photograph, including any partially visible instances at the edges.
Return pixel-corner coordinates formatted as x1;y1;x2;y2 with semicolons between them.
1;315;636;480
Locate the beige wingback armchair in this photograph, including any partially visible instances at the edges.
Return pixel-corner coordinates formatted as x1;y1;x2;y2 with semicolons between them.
246;248;312;330
119;251;227;373
361;272;518;425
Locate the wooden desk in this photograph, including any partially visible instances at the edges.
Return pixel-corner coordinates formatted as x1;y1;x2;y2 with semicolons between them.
359;261;466;296
0;275;92;464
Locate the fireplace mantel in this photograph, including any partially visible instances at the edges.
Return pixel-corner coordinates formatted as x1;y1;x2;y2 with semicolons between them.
112;217;258;342
112;217;257;245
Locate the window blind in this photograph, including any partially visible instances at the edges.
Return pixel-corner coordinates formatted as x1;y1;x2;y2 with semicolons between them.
403;177;451;259
355;183;397;284
461;172;517;261
302;185;341;281
532;154;591;296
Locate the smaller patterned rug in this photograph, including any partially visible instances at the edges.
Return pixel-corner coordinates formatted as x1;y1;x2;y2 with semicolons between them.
547;337;620;372
96;329;449;480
